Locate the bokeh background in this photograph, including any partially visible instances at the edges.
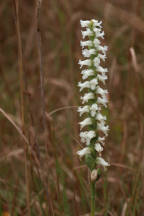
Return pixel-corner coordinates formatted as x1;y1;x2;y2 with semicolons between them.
0;0;144;215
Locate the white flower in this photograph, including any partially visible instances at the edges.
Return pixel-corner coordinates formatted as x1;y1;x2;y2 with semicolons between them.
79;59;91;68
97;95;108;107
78;81;90;91
95;143;103;152
77;147;91;157
80;20;91;28
81;69;94;80
80;40;93;48
82;49;95;58
97;74;108;84
89;78;98;90
80;131;96;145
96;112;106;122
97;157;110;167
93;57;100;67
97;66;108;73
98;53;107;61
81;29;93;38
98;136;105;144
86;131;96;145
97;87;108;97
90;104;99;117
97;121;109;136
81;92;94;103
79;118;92;129
78;105;89;116
93;28;104;38
98;45;108;54
93;38;100;48
80;131;88;143
91;19;102;28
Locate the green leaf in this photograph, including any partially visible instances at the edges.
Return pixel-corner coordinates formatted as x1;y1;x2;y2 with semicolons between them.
85;154;96;171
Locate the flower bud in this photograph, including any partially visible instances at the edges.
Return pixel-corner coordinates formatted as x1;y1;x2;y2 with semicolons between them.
91;169;98;181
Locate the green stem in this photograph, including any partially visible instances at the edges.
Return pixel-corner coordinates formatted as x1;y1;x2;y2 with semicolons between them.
90;180;96;216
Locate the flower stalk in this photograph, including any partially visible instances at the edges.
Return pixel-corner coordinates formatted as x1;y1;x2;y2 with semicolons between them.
90;181;96;216
77;19;110;215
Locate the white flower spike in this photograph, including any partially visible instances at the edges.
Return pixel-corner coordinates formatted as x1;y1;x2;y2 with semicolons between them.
77;19;109;170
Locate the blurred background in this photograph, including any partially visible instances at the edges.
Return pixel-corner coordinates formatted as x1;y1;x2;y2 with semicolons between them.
0;0;144;215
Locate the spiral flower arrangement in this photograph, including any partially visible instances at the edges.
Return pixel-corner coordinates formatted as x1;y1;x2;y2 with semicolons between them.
77;19;110;173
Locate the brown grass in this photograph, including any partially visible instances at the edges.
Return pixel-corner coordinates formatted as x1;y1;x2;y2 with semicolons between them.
0;0;144;215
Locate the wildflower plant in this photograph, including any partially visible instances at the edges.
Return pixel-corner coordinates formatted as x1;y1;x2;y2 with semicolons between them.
77;19;109;215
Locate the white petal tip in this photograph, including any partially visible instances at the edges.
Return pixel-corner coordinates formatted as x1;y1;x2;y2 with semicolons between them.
97;157;110;167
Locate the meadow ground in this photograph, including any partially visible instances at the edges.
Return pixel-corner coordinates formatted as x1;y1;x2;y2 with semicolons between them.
0;0;144;215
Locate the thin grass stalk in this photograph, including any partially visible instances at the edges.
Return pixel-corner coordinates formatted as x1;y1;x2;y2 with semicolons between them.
13;0;30;215
35;4;55;214
14;0;25;128
36;0;46;131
